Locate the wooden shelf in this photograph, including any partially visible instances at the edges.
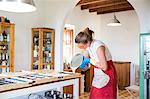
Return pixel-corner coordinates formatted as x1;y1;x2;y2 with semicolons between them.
0;22;14;27
0;66;7;68
0;50;7;53
0;41;8;45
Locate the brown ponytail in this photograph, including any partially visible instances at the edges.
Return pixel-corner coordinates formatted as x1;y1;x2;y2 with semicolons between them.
75;27;94;44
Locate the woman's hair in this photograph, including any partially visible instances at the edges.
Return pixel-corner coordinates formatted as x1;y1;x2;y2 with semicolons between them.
75;27;94;44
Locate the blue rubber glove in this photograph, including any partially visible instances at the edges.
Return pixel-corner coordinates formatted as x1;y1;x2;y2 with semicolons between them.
80;56;90;69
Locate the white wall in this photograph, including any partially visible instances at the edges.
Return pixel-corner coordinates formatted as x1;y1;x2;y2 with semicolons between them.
128;0;150;33
43;0;79;71
99;11;140;65
0;0;45;71
65;6;101;53
0;0;79;71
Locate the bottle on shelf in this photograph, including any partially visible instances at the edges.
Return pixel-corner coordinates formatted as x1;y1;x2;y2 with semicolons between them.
7;60;9;66
47;64;50;70
0;33;3;41
47;33;51;38
2;60;6;66
7;33;10;42
2;53;5;60
33;50;38;57
6;66;9;72
2;45;6;50
33;35;37;44
2;30;7;42
5;17;10;23
6;52;9;60
49;51;51;57
0;53;1;60
34;35;39;45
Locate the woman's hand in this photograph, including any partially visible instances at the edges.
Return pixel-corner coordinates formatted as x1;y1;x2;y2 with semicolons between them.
80;56;90;69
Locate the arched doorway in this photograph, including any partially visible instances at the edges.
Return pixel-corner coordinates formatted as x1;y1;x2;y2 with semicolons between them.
63;0;141;98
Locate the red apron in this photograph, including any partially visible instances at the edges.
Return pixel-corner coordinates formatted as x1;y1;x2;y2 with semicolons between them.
90;60;117;99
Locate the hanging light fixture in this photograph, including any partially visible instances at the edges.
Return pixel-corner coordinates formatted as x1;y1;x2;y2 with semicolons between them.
107;13;122;26
107;0;121;26
0;0;36;13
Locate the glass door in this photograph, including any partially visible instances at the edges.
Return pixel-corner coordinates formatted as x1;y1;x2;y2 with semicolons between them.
32;31;40;69
42;31;52;70
0;25;10;73
63;28;74;70
140;33;150;99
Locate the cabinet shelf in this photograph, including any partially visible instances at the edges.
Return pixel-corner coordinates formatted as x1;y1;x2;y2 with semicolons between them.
0;66;7;68
43;63;52;65
31;28;55;70
0;50;7;53
0;41;8;45
43;38;51;39
0;21;14;73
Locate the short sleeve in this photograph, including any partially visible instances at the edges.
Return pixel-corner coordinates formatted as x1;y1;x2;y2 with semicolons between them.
94;40;105;51
88;40;112;61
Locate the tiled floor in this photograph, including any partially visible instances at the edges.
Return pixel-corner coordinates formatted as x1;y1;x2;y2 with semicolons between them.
79;90;139;99
80;92;90;99
118;90;139;99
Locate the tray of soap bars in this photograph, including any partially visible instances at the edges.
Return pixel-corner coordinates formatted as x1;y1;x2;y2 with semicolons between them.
0;77;32;92
15;73;55;85
0;78;14;85
18;73;53;80
0;73;56;92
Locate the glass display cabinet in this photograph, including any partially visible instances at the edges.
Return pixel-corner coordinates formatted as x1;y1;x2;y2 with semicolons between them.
0;21;14;73
31;28;55;70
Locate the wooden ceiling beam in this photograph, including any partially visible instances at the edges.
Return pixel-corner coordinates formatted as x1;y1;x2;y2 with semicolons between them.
97;6;134;14
89;3;133;12
81;0;126;10
78;0;108;5
78;0;134;14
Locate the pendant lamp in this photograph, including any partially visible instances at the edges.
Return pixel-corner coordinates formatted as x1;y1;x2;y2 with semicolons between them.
107;0;121;26
107;13;122;26
0;0;36;13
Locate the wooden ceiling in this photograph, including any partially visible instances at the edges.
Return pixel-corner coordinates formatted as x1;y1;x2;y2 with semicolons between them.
77;0;134;14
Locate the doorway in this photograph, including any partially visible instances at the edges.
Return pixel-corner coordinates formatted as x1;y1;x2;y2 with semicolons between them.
140;33;150;99
63;24;75;70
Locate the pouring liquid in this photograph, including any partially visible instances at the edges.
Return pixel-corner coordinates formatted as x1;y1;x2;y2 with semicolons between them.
70;66;78;73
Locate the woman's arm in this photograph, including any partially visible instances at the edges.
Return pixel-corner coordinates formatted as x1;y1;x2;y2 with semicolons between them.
95;46;108;71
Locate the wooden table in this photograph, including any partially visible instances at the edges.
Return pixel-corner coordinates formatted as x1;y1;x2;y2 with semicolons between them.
0;70;81;99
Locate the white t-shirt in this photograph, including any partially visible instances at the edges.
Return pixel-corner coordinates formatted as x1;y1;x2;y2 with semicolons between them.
86;40;112;75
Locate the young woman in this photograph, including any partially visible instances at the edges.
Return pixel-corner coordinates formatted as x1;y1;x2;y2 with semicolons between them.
75;27;117;99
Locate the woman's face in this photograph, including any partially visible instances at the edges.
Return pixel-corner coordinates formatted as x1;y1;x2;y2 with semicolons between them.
77;42;90;49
